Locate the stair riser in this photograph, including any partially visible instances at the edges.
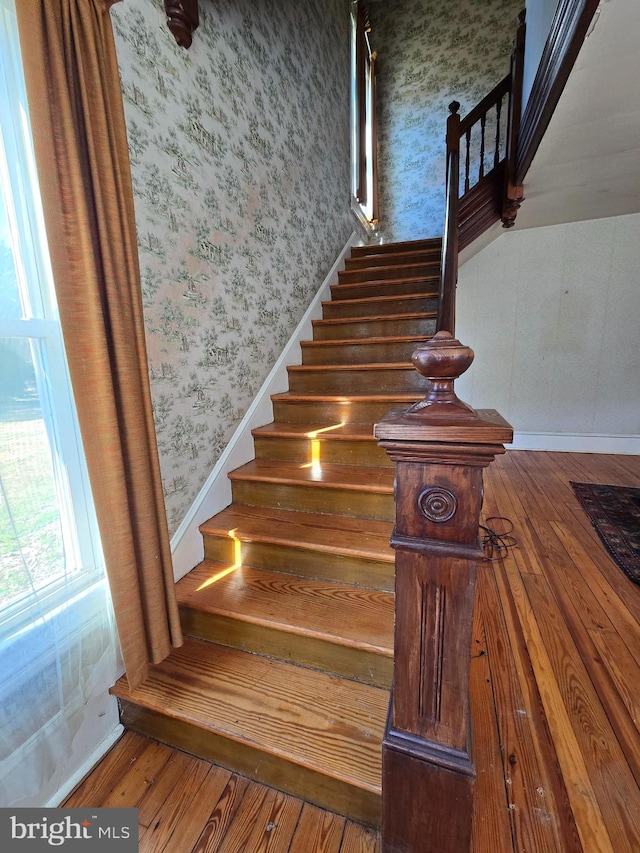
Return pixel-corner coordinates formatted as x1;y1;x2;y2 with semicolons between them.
302;339;427;365
351;239;441;257
313;316;436;340
180;607;392;689
330;278;438;300
202;535;394;590
345;251;440;270
338;263;439;284
287;367;426;395
119;701;381;828
231;480;395;522
271;398;420;424
323;296;438;320
253;435;393;467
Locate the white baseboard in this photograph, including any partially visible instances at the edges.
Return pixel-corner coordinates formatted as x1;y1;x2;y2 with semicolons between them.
509;432;640;454
170;232;362;581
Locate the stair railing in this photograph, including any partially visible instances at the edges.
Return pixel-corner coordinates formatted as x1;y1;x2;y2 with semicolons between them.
380;18;524;850
459;75;510;197
437;77;510;335
437;11;526;334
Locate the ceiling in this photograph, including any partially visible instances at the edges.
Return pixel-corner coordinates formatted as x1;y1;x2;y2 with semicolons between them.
515;0;640;230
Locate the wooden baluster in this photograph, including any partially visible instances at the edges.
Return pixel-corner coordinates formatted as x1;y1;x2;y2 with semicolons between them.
479;113;486;181
376;332;513;853
494;96;503;169
464;128;471;193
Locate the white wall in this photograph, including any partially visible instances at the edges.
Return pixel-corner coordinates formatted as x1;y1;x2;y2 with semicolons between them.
455;212;640;451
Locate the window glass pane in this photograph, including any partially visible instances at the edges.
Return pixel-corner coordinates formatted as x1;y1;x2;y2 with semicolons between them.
0;184;21;320
0;336;67;611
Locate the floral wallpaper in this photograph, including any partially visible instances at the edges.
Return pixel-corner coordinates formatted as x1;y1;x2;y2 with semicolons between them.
369;0;523;242
110;0;353;535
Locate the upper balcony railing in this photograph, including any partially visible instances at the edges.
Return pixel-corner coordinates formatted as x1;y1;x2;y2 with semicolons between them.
437;10;525;335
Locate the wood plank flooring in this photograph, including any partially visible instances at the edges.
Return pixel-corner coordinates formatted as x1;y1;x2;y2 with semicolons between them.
64;450;640;852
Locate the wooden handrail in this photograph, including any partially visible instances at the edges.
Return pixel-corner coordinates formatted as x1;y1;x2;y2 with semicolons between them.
503;10;526;227
437;102;461;335
439;76;510;333
438;29;525;331
459;74;510;136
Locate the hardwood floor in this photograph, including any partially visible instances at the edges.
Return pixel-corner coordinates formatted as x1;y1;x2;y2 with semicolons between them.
473;450;640;853
63;730;380;852
64;450;640;852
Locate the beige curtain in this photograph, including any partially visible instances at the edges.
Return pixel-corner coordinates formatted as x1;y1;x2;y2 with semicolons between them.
15;0;183;690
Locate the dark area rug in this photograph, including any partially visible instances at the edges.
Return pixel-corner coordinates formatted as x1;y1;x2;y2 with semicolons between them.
571;482;640;585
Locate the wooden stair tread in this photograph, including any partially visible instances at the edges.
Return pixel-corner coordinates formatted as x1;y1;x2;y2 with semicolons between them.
271;391;421;403
341;262;438;274
351;238;441;256
323;292;438;308
333;276;439;291
177;562;394;656
313;311;436;326
111;638;386;793
199;504;394;562
289;362;413;372
302;334;431;348
346;249;440;264
229;459;394;493
253;422;377;440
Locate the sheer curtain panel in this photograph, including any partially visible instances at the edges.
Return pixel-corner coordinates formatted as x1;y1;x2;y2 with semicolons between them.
0;0;121;807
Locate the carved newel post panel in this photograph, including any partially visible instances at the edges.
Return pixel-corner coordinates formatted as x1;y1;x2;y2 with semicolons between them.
375;331;513;853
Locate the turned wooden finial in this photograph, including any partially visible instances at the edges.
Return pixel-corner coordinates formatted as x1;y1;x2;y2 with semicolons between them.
164;0;199;48
407;330;477;419
449;101;460;115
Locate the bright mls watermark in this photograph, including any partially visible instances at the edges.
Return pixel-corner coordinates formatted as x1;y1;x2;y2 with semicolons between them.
0;808;138;850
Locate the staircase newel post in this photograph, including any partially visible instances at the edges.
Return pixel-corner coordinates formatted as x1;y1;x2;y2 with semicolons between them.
375;331;512;853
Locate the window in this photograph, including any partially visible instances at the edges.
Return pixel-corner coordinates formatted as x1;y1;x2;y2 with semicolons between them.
0;0;103;639
0;0;120;809
350;0;378;226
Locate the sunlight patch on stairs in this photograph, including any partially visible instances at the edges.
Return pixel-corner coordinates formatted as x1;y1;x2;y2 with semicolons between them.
196;529;242;590
301;422;346;475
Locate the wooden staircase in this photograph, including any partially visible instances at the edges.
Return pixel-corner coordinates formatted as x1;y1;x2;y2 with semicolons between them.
112;237;441;827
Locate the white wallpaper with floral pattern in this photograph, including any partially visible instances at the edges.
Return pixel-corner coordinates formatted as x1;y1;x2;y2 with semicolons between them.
110;0;353;535
369;0;523;243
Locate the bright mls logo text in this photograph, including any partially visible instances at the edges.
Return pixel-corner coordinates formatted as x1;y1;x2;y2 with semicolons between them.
1;808;138;851
11;814;131;846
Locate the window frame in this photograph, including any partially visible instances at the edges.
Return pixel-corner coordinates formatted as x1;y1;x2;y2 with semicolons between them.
0;0;103;641
350;1;378;227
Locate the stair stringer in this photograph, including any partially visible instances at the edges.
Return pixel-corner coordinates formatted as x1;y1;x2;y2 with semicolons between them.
170;231;362;581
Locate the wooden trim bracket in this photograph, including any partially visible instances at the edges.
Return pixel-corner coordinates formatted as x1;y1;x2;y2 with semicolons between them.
515;0;600;185
164;0;199;49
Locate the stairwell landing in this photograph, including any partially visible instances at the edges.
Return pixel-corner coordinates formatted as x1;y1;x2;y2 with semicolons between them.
111;238;441;827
